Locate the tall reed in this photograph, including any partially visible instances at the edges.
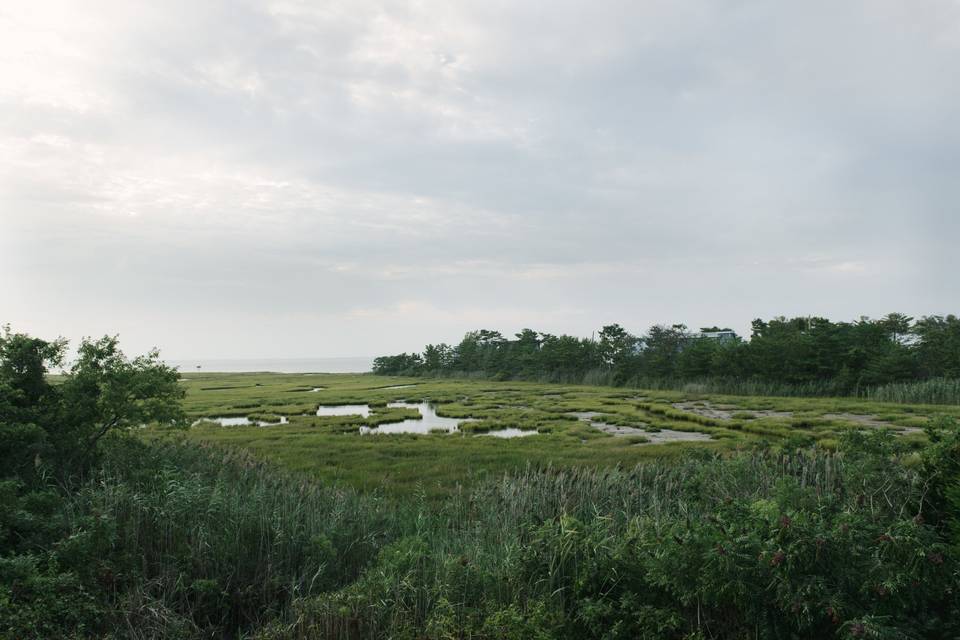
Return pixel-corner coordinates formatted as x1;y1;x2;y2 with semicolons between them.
57;434;946;638
865;377;960;405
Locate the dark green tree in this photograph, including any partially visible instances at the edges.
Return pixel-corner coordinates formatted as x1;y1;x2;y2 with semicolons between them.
914;315;960;378
0;329;186;484
597;324;640;383
642;324;689;379
422;344;453;371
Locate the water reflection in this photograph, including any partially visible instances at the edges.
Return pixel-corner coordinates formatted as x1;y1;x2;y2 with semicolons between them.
316;404;371;417
478;428;538;438
199;403;535;438
195;416;289;427
360;402;464;434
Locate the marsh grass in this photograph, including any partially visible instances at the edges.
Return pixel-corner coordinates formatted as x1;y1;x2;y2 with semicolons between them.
35;368;960;639
111;439;847;632
248;436;952;639
163;373;960;496
867;378;960;405
24;426;953;639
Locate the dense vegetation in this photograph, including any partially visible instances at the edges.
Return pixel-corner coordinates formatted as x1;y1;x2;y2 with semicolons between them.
4;328;960;639
373;314;960;402
179;372;960;497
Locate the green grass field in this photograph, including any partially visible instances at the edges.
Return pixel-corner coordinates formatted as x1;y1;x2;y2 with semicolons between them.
161;372;960;498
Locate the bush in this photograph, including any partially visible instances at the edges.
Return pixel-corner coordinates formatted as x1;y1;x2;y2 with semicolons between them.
0;555;105;639
3;426;960;638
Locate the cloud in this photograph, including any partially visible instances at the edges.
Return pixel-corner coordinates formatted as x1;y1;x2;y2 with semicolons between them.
2;0;958;356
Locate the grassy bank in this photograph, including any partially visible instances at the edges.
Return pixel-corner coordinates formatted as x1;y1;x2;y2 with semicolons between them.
170;373;958;496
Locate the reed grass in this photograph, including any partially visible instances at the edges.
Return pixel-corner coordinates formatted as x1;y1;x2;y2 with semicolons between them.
428;370;960;405
48;412;957;639
866;378;960;405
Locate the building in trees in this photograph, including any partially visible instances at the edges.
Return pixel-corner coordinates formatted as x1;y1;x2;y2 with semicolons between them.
697;328;738;343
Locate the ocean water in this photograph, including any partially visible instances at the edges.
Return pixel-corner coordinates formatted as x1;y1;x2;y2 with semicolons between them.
166;357;374;373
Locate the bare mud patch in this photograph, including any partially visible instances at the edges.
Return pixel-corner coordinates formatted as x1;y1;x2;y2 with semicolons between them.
671;401;792;421
637;429;713;445
822;413;887;427
591;422;712;444
568;411;605;420
566;411;712;444
822;413;922;434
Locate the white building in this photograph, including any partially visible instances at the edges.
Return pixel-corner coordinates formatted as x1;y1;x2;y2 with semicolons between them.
697;329;738;343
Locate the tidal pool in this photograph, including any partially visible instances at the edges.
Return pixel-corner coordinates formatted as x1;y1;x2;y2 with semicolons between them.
316;404;371;417
359;403;538;437
478;428;538;438
360;402;464;434
202;402;534;437
196;416;289;427
566;411;712;444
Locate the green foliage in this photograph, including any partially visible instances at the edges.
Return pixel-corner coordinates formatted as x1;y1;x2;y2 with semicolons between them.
3;326;960;638
918;416;960;527
0;554;104;640
0;330;191;637
869;378;960;405
0;328;187;484
4;427;960;639
371;314;960;403
257;444;960;639
372;352;423;376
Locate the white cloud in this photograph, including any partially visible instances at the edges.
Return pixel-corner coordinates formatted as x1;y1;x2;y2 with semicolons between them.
1;0;958;356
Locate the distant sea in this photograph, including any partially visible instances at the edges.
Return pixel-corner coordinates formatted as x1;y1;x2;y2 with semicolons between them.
165;357;374;373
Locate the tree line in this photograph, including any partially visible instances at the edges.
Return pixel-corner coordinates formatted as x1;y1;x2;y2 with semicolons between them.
372;314;960;393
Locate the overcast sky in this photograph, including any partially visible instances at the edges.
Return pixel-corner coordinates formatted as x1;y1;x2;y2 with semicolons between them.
2;1;958;359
